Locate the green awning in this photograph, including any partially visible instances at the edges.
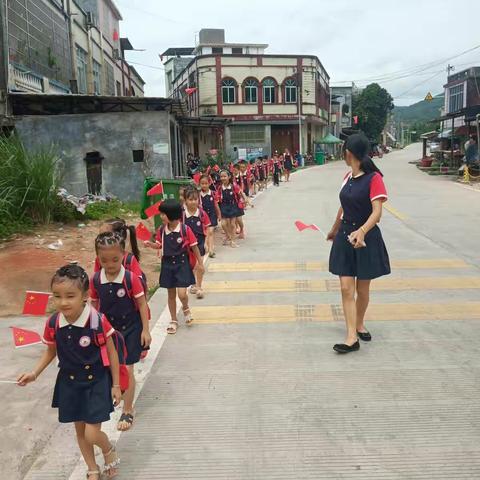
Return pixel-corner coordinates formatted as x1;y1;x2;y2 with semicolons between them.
317;133;343;144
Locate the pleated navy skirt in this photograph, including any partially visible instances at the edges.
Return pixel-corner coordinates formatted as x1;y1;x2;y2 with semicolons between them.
220;204;238;219
160;253;196;289
329;221;391;280
53;368;113;424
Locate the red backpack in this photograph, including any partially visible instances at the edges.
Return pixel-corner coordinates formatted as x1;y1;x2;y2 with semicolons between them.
216;184;245;210
47;308;129;392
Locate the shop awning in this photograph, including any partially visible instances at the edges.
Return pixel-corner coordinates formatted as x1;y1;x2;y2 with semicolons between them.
317;133;343;144
438;129;453;138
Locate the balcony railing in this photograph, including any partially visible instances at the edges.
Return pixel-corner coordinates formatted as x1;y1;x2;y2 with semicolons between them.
8;63;70;95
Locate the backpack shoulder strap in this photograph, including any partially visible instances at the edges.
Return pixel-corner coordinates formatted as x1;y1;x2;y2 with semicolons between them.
90;309;110;367
93;270;101;291
123;269;133;296
124;253;133;268
47;313;60;340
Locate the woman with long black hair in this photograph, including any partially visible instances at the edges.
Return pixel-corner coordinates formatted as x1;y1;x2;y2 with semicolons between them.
327;133;391;354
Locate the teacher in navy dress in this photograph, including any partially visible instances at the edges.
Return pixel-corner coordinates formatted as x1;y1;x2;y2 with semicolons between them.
327;133;390;354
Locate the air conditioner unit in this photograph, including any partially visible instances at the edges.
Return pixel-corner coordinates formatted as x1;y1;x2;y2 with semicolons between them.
113;49;120;60
85;12;96;29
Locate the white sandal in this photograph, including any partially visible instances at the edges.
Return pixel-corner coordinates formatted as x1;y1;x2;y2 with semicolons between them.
86;465;101;479
103;444;120;478
184;308;193;325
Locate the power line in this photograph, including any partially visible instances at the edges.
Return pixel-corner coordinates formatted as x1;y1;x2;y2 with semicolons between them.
393;70;444;99
128;60;165;71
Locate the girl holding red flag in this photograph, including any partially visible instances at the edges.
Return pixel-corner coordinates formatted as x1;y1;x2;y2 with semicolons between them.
18;264;121;479
200;175;221;258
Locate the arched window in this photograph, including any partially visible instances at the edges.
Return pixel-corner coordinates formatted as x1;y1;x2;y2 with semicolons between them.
284;78;297;103
263;78;276;104
222;78;236;104
244;78;258;104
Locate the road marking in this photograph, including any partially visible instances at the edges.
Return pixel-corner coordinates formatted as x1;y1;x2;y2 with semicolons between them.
384;202;408;221
192;302;480;324
208;258;469;273
203;276;480;293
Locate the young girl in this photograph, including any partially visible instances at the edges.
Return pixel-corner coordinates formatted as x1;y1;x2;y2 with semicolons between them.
94;218;147;292
183;186;211;299
273;154;282;186
144;199;204;334
90;232;151;432
199;174;221;258
216;170;249;247
283;149;294;182
18;264;121;480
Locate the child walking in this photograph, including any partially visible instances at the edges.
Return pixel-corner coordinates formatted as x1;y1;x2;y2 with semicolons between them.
144;199;204;334
199;175;221;258
18;264;121;479
90;232;151;432
183;185;211;299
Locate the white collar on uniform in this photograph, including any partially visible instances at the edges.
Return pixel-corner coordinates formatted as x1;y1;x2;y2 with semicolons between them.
58;303;90;328
200;190;210;197
164;223;181;234
100;264;125;284
185;208;199;219
222;185;232;190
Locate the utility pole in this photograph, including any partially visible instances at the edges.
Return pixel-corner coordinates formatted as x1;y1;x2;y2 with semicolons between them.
297;66;302;155
0;0;10;120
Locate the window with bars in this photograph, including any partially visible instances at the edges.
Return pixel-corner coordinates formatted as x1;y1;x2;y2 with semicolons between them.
244;78;258;103
105;61;115;95
285;78;297;103
230;125;265;144
222;78;236;104
448;84;464;113
263;78;276;103
92;60;102;95
76;45;87;93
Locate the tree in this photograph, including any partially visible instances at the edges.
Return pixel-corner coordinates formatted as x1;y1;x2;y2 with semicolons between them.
352;83;394;142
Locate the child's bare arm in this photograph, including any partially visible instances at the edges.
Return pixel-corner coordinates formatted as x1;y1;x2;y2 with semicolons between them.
106;337;121;406
136;295;152;348
17;344;57;385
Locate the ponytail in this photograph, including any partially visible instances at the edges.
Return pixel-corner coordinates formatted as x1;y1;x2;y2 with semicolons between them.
127;225;141;262
360;156;383;177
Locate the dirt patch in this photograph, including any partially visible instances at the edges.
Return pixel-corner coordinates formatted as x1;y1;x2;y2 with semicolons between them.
0;214;160;316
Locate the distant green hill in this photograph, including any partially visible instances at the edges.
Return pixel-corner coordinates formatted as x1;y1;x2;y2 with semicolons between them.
393;94;444;124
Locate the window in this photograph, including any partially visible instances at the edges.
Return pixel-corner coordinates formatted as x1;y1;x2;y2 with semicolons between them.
232;47;243;54
212;47;223;54
132;150;144;162
76;46;88;93
222;78;236;104
92;60;102;95
285;78;297;103
244;78;258;104
105;62;115;95
230;125;265;144
116;81;122;96
263;78;276;104
449;84;464;113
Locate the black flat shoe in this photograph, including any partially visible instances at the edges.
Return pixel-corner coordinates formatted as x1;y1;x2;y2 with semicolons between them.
357;331;372;342
333;341;360;354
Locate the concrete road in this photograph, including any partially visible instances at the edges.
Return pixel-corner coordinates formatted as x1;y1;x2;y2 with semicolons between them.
15;143;480;479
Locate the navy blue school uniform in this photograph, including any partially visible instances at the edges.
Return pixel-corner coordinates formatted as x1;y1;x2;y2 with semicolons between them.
217;184;243;218
43;305;115;424
155;223;197;288
184;207;211;256
90;266;145;365
284;154;293;171
200;190;218;227
329;171;391;280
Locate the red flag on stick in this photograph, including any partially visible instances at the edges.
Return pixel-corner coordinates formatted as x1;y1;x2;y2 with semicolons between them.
295;221;320;232
185;87;197;95
193;172;202;184
144;201;163;218
11;327;42;348
147;182;164;197
22;291;50;316
135;222;152;242
213;164;220;172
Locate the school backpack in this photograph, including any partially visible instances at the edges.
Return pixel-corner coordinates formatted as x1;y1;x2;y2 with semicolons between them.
216;184;245;210
158;223;197;269
47;308;129;392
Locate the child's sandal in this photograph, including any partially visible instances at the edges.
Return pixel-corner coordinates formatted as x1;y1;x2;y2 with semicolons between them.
196;289;204;300
189;286;198;295
86;466;101;479
184;308;193;325
103;444;120;478
167;321;178;334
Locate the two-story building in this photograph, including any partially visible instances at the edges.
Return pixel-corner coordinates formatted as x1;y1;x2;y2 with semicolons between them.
166;29;330;160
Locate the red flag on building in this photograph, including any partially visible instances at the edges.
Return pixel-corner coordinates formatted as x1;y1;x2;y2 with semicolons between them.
22;291;50;316
135;222;152;242
147;181;164;196
11;327;42;348
113;29;119;42
144;201;163;218
353;115;359;125
185;87;197;96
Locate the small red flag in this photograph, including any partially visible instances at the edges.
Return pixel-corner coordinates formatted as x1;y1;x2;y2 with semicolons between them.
353;115;359;125
295;221;320;232
193;173;202;184
206;166;211;175
185;87;197;95
11;327;42;348
144;201;163;218
135;222;152;242
147;182;164;196
22;291;50;316
113;29;119;42
213;164;220;172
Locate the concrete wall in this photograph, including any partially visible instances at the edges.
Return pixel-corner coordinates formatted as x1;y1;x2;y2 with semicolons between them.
15;111;173;201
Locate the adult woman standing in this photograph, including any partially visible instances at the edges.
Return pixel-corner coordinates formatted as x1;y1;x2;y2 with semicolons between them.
327;133;390;354
283;149;293;182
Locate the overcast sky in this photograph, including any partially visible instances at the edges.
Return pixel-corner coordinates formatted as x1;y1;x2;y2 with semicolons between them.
119;0;480;106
